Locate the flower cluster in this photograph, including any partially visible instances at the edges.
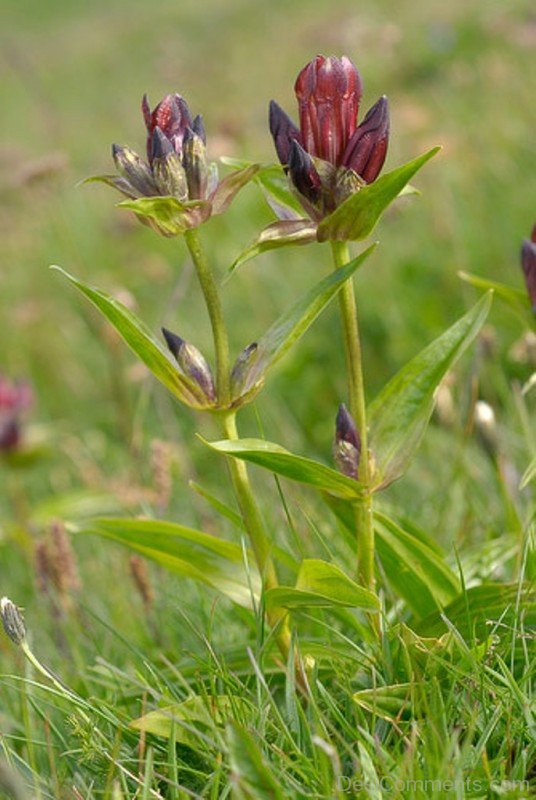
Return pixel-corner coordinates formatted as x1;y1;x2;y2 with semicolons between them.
0;375;32;452
95;93;257;236
270;55;389;219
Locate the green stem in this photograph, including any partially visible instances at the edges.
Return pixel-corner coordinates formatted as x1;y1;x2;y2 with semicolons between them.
184;232;300;677
330;241;375;593
185;228;231;406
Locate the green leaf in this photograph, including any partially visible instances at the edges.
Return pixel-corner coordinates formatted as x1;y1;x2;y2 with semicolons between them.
203;438;365;500
230;219;317;274
368;292;492;488
416;583;536;639
227;722;285;800
75;517;260;608
458;271;529;312
353;684;412;721
131;695;250;747
255;165;305;219
117;195;211;236
374;513;460;616
30;490;120;527
231;244;377;401
52;267;211;409
265;558;379;611
325;499;460;618
210;164;260;215
317;147;440;242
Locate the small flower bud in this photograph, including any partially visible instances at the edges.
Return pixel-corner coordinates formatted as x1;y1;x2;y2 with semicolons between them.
182;127;209;200
162;328;216;402
521;224;536;313
230;342;259;398
269;100;302;166
342;95;389;183
333;404;361;479
150;128;188;199
1;597;26;645
143;93;193;161
112;144;158;197
288;140;322;205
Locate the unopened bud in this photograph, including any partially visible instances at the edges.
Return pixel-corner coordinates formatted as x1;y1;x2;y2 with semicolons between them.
151;128;188;199
521;225;536;313
182;128;208;200
162;328;216;402
288;139;322;205
112;144;158;197
230;342;259;399
334;404;361;479
474;400;498;457
1;597;26;645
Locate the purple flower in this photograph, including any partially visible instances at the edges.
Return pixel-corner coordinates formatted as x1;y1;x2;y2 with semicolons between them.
270;55;389;217
0;375;32;452
333;403;361;479
521;224;536;313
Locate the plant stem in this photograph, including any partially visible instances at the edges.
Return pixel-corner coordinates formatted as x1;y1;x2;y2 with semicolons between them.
185;228;231;406
330;241;375;593
184;232;300;678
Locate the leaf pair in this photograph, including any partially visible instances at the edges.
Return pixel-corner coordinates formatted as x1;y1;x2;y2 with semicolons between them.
210;293;492;494
230;147;440;272
53;244;376;411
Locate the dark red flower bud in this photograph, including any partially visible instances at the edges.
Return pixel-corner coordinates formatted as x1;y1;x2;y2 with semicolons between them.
333;403;361;479
269;100;302;166
521;224;536;313
342;96;389;183
0;377;32;453
294;55;362;165
142;93;192;162
288;139;322;205
162;328;215;402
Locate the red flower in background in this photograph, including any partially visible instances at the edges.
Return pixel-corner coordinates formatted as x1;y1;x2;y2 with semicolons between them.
0;375;32;452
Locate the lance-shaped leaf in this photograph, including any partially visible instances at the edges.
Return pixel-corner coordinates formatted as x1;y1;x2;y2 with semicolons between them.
317;146;440;242
374;513;460;616
368;292;492;488
117;196;211;236
353;684;412;721
325;498;460;618
204;438;365;499
52;267;212;409
74;517;260;608
265;558;379;611
231;244;377;402
459;271;533;325
416;583;536;640
210;164;260;215
230;219;317;273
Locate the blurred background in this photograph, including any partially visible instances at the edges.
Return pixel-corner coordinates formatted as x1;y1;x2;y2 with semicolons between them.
0;0;534;643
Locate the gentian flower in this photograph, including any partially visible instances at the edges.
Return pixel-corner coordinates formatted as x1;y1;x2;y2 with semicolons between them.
270;55;389;219
0;375;32;452
91;93;258;236
521;224;536;313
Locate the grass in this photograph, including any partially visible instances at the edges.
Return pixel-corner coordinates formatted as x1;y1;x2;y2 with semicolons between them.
1;0;535;797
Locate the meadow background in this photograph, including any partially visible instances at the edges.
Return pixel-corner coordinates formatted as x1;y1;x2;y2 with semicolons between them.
0;0;534;796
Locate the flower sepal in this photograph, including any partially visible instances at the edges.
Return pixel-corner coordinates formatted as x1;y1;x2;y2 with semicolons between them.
317;146;441;243
230;218;318;274
117;195;212;237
